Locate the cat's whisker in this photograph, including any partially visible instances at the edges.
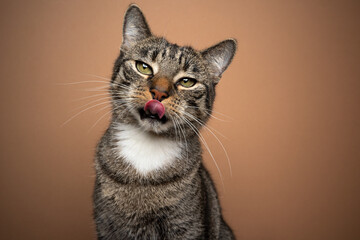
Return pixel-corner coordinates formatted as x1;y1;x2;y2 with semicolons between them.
180;115;224;189
206;111;234;121
88;108;113;132
85;85;110;90
114;82;132;88
192;116;229;140
169;114;180;143
82;85;130;92
187;106;234;121
72;92;111;102
208;114;231;123
85;74;112;81
89;101;130;132
70;96;112;113
62;101;112;127
204;108;234;120
114;96;139;103
174;117;183;143
57;80;109;85
172;104;229;140
170;118;180;143
120;101;139;117
94;103;112;114
62;81;131;93
80;89;109;94
182;111;233;177
206;126;229;141
178;119;189;161
182;111;228;139
81;89;111;93
172;112;189;161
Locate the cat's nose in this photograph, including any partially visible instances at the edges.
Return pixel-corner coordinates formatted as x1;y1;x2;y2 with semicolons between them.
150;77;171;101
150;87;169;101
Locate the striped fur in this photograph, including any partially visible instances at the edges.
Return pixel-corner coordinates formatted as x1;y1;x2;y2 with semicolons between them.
94;4;236;239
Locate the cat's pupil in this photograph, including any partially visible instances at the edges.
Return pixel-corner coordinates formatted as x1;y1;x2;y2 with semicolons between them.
142;64;147;69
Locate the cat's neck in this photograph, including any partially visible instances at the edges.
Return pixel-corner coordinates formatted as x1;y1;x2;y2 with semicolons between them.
96;123;202;185
114;123;183;175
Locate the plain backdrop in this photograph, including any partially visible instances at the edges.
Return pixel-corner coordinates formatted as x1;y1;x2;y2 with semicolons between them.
0;0;359;239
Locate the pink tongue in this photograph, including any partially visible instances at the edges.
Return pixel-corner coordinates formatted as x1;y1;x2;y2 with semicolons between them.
144;99;165;119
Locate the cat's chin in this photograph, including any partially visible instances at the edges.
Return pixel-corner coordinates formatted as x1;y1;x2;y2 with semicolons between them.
138;120;172;134
136;108;171;134
139;108;168;124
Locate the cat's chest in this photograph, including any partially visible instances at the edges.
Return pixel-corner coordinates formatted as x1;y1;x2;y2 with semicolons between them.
114;124;182;175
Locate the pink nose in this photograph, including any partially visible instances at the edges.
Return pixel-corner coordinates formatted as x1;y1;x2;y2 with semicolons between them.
150;88;169;101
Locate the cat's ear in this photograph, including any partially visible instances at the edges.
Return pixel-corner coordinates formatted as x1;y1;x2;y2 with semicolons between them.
122;4;152;49
201;39;237;82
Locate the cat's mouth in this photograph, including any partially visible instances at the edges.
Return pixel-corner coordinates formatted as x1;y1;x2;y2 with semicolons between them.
138;99;168;124
139;108;168;124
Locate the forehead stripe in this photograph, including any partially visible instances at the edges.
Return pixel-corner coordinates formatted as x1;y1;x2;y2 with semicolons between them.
169;45;178;59
161;49;167;58
150;49;159;61
178;51;184;65
183;57;191;71
140;48;148;58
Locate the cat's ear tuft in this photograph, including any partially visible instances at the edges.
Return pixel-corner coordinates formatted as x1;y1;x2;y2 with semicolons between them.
201;39;237;80
122;4;152;49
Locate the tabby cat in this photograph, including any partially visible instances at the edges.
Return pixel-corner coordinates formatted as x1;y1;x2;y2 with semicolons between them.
93;4;237;239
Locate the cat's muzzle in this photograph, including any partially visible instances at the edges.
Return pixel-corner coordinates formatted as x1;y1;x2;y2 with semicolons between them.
138;108;168;124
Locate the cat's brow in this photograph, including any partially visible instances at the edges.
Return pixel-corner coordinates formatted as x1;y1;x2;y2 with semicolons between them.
173;71;198;85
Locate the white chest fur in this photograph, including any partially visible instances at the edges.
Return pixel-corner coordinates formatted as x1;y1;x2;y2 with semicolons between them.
114;124;182;175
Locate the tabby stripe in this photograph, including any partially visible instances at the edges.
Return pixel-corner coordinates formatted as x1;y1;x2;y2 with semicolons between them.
178;51;184;65
111;53;126;82
150;49;159;61
192;66;199;73
186;99;198;108
117;65;127;80
122;68;131;83
183;57;191;71
193;91;205;100
140;48;149;58
169;44;178;59
204;84;212;110
161;48;167;58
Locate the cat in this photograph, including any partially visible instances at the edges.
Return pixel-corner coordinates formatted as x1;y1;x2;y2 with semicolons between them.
93;4;236;240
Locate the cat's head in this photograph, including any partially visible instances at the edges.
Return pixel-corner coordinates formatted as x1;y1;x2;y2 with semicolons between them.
110;5;236;135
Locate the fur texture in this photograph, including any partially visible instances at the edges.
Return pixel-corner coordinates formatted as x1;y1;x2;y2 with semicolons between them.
93;4;236;239
115;124;182;174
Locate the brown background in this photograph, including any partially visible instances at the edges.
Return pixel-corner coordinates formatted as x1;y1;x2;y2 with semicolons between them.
1;0;359;239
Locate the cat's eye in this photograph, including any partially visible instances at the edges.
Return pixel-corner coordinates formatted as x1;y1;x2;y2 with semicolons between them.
177;78;197;88
136;61;153;75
